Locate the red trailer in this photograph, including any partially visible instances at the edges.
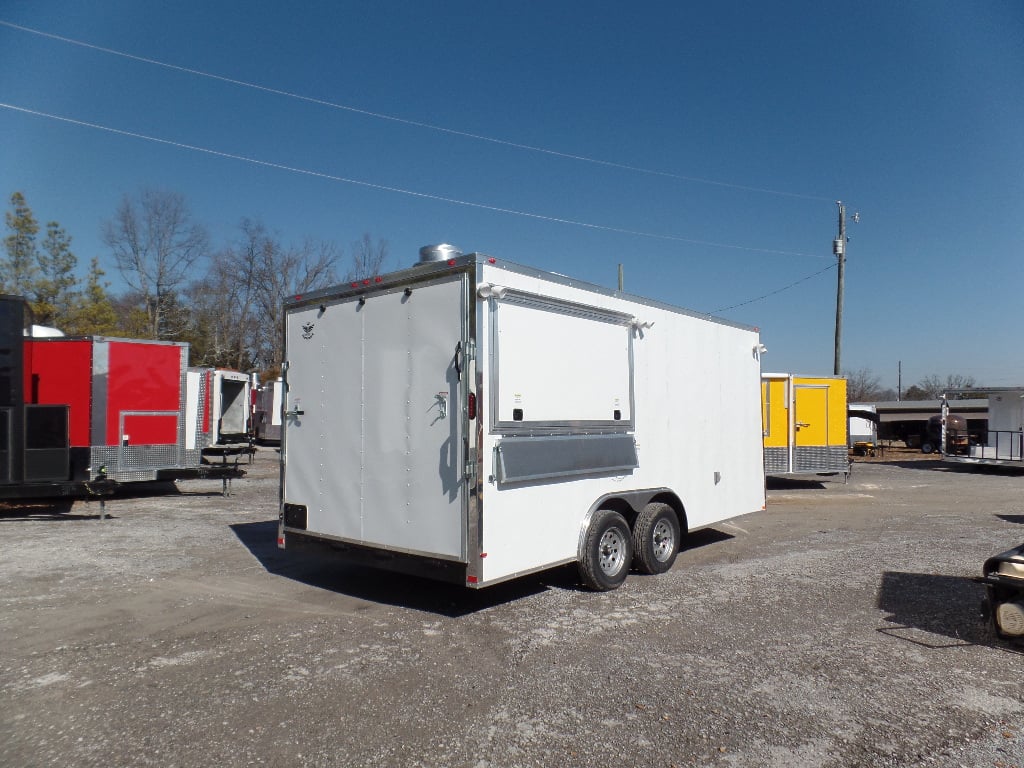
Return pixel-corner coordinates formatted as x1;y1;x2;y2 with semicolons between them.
26;335;207;482
0;295;242;499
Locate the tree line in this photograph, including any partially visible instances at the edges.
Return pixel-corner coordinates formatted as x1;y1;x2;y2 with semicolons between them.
3;189;983;393
2;189;387;378
844;367;978;402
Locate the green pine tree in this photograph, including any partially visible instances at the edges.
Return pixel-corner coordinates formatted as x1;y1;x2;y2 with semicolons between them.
3;191;40;296
60;258;119;336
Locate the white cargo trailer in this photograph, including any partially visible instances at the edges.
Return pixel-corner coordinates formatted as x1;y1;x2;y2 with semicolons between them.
278;246;766;590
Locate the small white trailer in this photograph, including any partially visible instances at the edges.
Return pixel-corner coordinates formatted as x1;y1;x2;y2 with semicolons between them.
278;246;766;590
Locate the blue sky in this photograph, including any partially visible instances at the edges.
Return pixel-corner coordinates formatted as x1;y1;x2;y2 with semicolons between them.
1;1;1022;389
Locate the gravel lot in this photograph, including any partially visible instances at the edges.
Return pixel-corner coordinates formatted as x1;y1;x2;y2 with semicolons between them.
1;449;1022;768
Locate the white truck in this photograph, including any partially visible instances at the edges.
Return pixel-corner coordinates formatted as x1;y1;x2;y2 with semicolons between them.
278;245;766;590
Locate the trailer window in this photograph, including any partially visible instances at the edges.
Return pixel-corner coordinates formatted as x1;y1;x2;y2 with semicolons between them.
490;292;633;432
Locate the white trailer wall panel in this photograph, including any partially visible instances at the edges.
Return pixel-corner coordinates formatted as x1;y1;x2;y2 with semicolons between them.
475;262;763;582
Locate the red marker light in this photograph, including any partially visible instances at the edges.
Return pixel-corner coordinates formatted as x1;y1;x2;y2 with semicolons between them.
467;575;478;584
467;392;476;420
293;295;302;301
480;552;487;558
488;258;496;264
447;259;456;267
362;279;371;286
374;276;383;283
351;282;359;288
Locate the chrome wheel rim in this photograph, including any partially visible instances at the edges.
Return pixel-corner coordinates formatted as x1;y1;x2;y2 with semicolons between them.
651;519;675;562
598;527;627;576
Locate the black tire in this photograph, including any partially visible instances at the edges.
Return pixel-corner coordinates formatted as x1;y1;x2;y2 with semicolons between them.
632;502;681;575
579;509;633;591
921;442;934;454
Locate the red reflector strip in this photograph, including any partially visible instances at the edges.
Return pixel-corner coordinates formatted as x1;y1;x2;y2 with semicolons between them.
277;536;285;547
467;392;476;420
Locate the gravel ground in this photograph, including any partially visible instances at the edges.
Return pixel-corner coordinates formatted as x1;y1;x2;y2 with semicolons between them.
1;448;1022;768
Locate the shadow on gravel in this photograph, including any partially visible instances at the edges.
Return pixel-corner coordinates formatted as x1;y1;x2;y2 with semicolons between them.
876;571;1009;650
882;461;1024;476
680;527;734;550
231;520;735;616
230;519;568;616
766;477;828;490
0;499;101;520
997;515;1024;525
0;480;220;520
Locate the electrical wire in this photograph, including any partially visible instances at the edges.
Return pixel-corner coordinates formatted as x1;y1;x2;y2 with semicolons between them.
713;262;837;313
0;102;828;260
0;19;835;202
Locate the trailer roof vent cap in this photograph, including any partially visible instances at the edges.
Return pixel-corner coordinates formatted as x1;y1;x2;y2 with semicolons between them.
417;244;462;266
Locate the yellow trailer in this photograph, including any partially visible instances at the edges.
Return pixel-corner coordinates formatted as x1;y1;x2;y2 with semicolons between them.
762;373;849;478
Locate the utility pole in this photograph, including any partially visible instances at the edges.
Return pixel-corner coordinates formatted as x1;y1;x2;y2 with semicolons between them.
833;201;846;376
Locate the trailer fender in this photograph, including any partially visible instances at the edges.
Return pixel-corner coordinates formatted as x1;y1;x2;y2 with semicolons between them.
580;488;686;534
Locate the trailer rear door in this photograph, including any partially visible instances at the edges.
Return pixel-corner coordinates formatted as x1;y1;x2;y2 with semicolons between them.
283;274;467;560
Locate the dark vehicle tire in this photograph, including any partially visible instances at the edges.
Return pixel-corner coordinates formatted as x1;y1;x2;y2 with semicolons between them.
921;442;934;454
579;509;633;591
632;502;681;575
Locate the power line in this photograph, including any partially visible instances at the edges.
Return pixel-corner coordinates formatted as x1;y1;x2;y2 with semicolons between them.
0;19;835;203
0;102;828;260
713;263;837;313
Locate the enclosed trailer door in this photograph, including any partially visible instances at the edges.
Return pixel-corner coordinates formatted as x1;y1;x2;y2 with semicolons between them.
794;385;829;447
283;274;467;560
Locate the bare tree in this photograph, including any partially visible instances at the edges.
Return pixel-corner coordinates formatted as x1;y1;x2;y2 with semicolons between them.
347;233;389;281
844;367;885;402
255;235;340;372
915;373;977;399
187;219;267;369
103;189;208;339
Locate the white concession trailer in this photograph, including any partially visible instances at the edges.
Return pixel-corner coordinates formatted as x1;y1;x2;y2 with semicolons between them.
278;246;766;590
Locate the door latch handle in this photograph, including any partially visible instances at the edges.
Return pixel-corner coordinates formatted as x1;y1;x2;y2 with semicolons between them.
285;409;305;417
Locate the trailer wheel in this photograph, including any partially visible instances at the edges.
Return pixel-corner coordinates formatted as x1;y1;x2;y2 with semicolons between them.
921;442;934;454
579;509;633;591
632;502;680;575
